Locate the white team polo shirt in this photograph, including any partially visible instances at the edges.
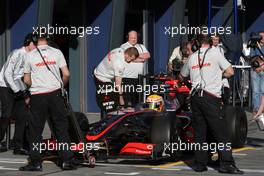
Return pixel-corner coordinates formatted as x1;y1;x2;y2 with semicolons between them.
0;47;27;89
180;47;231;97
24;45;67;94
121;42;149;78
94;48;127;83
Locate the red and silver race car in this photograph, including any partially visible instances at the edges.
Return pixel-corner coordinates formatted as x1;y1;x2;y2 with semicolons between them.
44;75;248;167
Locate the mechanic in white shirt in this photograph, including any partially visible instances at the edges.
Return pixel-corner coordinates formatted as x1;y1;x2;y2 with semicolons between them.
180;34;243;174
94;47;139;116
20;34;75;171
0;33;36;154
120;31;150;107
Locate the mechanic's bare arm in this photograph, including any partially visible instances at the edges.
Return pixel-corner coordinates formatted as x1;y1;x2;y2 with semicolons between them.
172;73;186;89
178;73;185;82
133;52;150;63
115;76;125;106
168;63;173;72
23;73;32;87
61;66;70;86
223;65;234;78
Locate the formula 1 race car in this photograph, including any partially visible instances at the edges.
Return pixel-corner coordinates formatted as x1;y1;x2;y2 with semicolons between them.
82;75;247;161
44;75;248;166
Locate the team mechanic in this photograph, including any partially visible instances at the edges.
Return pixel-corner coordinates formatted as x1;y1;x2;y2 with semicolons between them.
94;47;139;118
121;31;150;107
180;34;243;174
19;34;76;171
0;34;36;153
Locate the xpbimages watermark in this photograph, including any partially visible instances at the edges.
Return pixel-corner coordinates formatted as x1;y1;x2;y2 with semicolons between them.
32;24;100;37
32;141;100;154
164;24;232;37
164;140;232;153
97;83;166;96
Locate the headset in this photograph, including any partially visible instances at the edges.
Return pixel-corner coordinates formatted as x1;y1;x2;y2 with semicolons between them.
38;33;50;41
191;38;200;53
23;33;38;46
24;32;51;46
191;34;215;52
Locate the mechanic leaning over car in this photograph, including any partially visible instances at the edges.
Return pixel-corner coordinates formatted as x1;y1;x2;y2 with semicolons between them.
0;33;36;154
121;31;150;107
94;47;139;118
180;34;244;174
19;33;76;171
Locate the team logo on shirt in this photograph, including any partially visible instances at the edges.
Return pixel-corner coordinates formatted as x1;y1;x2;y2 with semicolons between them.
191;63;211;69
35;60;56;67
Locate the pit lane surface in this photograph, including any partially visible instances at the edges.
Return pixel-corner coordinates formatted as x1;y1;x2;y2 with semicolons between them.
0;112;263;176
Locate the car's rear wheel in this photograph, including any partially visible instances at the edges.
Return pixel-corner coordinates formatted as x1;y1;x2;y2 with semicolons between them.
224;106;248;148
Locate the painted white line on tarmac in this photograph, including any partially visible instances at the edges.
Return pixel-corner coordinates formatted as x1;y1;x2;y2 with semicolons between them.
96;163;151;168
104;172;140;175
242;169;264;173
0;161;25;164
0;158;27;161
232;153;247;156
0;158;54;164
0;166;18;171
152;166;264;174
152;165;214;171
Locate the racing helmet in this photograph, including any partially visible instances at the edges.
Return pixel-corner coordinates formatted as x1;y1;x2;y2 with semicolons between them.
146;94;164;112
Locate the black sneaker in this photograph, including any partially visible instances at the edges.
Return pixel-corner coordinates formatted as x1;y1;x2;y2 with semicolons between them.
208;158;220;167
19;163;42;171
219;164;244;174
193;164;208;172
13;148;28;155
0;142;7;152
61;161;77;170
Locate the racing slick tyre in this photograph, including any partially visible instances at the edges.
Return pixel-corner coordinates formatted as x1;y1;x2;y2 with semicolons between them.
151;115;181;161
224;106;248;148
169;117;182;161
151;117;171;144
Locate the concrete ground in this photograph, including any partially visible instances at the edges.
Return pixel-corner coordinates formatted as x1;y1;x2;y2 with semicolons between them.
0;111;264;176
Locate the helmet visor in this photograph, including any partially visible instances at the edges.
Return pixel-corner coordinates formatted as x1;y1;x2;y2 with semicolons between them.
148;102;160;110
